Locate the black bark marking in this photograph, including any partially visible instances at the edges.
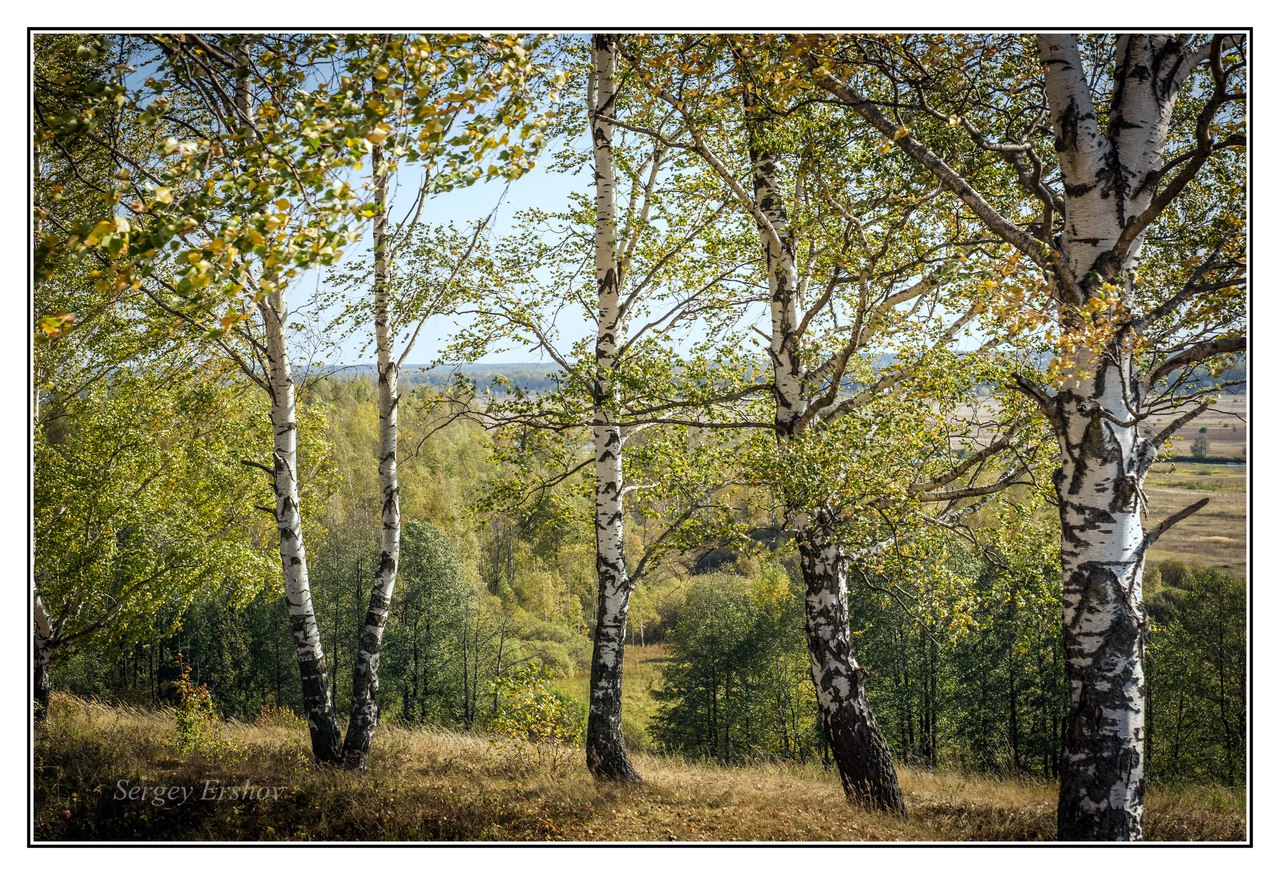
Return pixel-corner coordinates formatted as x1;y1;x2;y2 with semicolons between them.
798;522;906;816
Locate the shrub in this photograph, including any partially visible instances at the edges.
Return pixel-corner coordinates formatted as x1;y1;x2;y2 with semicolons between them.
256;701;307;730
516;639;575;680
171;653;236;756
488;663;585;774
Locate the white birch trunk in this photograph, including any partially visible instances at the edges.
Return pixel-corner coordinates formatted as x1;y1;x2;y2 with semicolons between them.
261;286;343;763
749;147;805;438
1038;34;1186;840
1053;350;1153;840
799;518;906;813
584;33;641;784
33;588;55;721
743;83;904;813
342;144;400;768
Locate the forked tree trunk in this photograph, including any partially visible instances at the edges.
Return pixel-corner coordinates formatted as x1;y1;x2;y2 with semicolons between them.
343;142;400;770
1036;34;1184;840
261;287;343;763
584;32;641;784
803;32;1241;837
798;519;906;815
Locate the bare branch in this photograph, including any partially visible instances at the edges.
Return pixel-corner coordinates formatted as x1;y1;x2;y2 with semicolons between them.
1145;497;1210;549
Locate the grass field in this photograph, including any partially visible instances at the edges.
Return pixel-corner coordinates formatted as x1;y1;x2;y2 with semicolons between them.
1146;461;1246;576
33;695;1245;843
1148;391;1248;462
1143;392;1247;577
547;644;670;750
955;391;1246;577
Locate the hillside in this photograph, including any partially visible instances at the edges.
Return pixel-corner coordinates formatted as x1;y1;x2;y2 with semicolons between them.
34;696;1244;843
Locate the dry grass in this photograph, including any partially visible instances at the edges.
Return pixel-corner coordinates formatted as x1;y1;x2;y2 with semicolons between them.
1147;393;1247;462
33;695;1244;843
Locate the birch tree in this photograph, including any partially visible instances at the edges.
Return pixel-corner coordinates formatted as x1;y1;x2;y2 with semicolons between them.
33;33;279;722
580;34;745;779
611;35;1044;813
804;32;1246;839
584;33;637;781
448;33;759;782
326;34;560;768
38;33;382;760
37;32;558;763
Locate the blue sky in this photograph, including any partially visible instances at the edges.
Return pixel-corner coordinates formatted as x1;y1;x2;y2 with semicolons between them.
300;127;597;368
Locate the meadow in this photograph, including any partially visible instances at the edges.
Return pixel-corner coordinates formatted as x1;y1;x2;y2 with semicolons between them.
1146;393;1247;577
33;695;1244;843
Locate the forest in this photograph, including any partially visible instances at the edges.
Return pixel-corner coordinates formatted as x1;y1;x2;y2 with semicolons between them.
32;32;1247;844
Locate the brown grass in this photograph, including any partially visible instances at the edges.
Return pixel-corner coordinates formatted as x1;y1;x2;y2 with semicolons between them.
1147;393;1247;462
33;695;1245;843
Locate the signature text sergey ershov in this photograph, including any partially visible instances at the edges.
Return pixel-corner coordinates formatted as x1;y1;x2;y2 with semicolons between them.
113;779;288;807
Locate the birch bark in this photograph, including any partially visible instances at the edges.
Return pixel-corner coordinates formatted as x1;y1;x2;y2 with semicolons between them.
1036;34;1181;841
33;589;55;721
1052;353;1152;840
584;33;642;784
807;33;1243;838
799;517;906;813
744;86;905;814
342;143;400;769
261;284;344;763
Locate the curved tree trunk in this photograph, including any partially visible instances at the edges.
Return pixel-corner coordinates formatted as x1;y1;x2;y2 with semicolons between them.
343;142;400;770
798;520;906;815
261;287;343;763
584;32;641;785
742;76;905;812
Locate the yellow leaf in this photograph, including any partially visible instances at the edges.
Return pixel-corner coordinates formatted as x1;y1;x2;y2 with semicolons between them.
83;220;114;247
38;312;75;338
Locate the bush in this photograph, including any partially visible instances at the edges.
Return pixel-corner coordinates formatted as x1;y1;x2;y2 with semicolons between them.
255;702;307;730
488;663;585;774
515;639;575;680
171;653;236;756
